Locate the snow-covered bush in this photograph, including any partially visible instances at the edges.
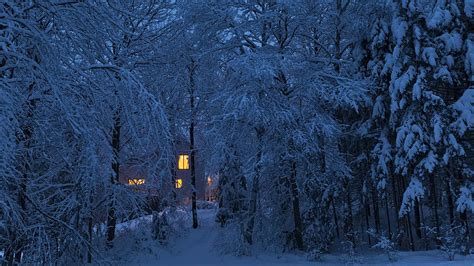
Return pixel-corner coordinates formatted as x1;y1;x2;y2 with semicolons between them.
214;220;250;256
161;207;192;235
306;248;323;262
152;212;169;245
302;205;336;253
340;240;362;265
152;206;191;246
368;229;398;262
216;208;231;227
438;225;465;261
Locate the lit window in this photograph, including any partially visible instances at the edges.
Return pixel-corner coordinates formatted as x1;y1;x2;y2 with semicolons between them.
128;179;145;185
207;176;213;186
178;154;189;170
175;179;183;189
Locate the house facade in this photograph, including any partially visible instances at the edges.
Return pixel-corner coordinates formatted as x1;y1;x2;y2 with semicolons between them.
173;140;206;203
118;139;211;204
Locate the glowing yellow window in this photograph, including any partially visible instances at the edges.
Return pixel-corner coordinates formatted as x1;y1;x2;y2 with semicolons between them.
175;179;183;189
178;154;189;170
128;179;145;185
207;176;213;186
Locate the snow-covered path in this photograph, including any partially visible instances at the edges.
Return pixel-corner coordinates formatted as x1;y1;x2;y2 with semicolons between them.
136;208;317;265
157;209;225;265
120;208;474;265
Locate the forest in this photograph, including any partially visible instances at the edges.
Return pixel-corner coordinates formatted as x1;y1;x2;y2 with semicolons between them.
0;0;473;265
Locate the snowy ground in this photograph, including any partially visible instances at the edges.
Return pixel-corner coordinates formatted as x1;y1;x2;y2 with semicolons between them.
114;208;474;265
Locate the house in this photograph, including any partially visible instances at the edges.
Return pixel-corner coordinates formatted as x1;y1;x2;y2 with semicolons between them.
173;140;206;203
118;139;215;204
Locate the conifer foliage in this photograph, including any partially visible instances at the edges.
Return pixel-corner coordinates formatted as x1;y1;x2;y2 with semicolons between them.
0;0;473;264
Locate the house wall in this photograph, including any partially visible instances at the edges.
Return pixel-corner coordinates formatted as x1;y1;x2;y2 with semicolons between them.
117;139;207;204
174;141;206;202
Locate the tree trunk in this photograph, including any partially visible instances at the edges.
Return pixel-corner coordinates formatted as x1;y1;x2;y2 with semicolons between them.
400;174;415;251
414;198;422;239
429;174;441;246
289;160;304;250
343;181;355;247
188;59;198;229
88;216;93;263
106;110;121;247
372;188;381;234
446;179;455;226
391;166;401;234
385;196;392;239
87;190;94;263
365;200;371;245
190;106;198;229
460;210;470;255
245;129;263;245
407;215;415;251
332;197;341;238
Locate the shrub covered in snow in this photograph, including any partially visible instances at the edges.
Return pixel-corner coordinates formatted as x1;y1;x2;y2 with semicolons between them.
369;229;398;262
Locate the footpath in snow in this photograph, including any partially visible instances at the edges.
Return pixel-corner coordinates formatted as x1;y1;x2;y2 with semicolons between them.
119;208;474;265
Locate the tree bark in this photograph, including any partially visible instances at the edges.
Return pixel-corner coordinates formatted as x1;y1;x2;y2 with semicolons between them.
365;200;371;245
188;59;198;229
446;179;455;226
400;174;415;251
429;174;440;246
331;197;341;238
245;128;263;245
406;215;415;251
289;160;304;250
414;198;422;239
106;110;121;247
87;190;94;263
385;196;392;239
460;210;470;255
343;181;355;247
372;188;381;234
390;163;401;235
88;216;93;263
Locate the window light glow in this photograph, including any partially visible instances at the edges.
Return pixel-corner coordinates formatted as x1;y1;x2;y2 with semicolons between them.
128;179;145;185
207;176;213;186
178;154;189;170
175;179;183;189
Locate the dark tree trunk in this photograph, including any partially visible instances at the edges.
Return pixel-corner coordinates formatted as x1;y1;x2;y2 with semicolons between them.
88;216;93;263
446;179;455;226
188;59;198;229
385;197;392;239
391;168;400;234
414;198;422;239
87;191;94;263
365;200;371;245
372;188;381;234
332;197;341;238
407;215;415;251
460;210;470;255
190;111;198;229
106;110;121;247
343;181;355;247
400;174;415;251
289;160;304;250
429;174;441;246
245;128;263;245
